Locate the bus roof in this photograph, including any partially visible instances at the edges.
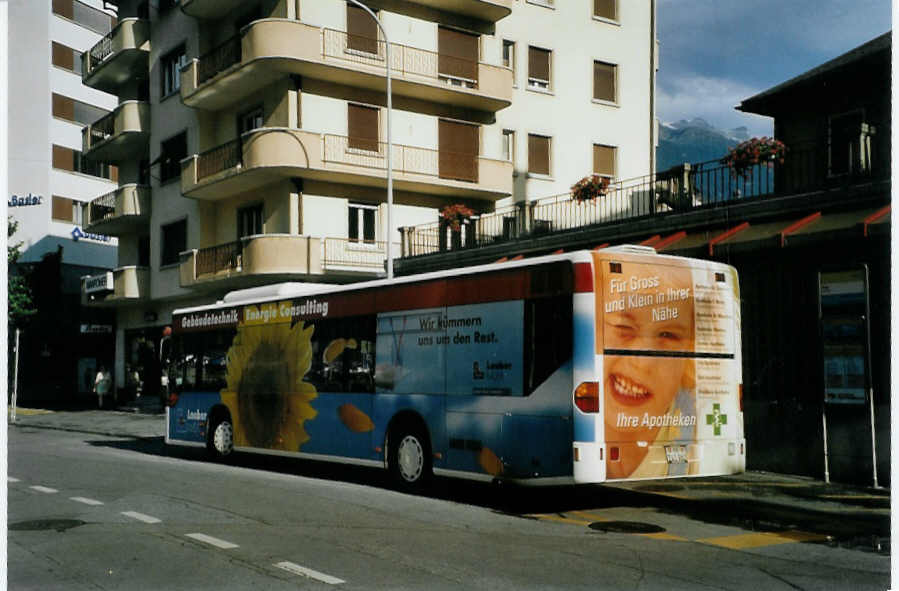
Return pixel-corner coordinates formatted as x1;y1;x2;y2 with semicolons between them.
172;247;734;316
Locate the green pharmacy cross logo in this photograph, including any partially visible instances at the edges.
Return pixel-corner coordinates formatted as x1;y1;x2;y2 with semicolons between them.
705;403;727;436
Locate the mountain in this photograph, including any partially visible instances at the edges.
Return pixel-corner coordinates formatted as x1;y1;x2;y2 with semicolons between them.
656;118;750;172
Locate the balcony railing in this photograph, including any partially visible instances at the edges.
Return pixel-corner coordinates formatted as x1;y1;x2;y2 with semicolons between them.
196;240;243;276
88;189;117;225
87;110;116;146
400;141;887;257
196;138;242;181
322;238;399;270
323;29;479;87
197;35;241;85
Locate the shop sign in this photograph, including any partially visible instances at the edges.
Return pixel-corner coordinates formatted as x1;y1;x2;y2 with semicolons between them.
71;227;112;243
9;193;43;207
84;272;113;293
80;324;113;334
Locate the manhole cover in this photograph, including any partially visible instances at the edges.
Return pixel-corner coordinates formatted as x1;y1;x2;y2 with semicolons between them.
9;519;86;532
589;521;666;534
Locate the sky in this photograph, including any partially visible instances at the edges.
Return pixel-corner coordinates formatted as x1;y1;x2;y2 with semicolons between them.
656;0;892;137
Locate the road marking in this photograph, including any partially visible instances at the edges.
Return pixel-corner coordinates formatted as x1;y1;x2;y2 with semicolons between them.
570;510;609;522
71;497;104;506
274;561;345;585
8;477;20;483
641;532;689;542
531;514;593;526
185;533;239;549
698;530;828;550
29;486;58;494
820;493;888;500
122;511;161;524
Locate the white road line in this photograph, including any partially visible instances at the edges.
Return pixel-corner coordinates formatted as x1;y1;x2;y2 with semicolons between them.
29;486;58;494
185;533;239;549
70;497;104;506
274;561;345;585
121;511;161;524
8;477;20;482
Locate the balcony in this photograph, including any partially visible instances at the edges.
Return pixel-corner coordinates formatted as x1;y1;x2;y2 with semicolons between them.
82;266;150;307
81;184;151;236
179;0;245;19
82;18;150;93
411;0;512;22
82;101;150;163
399;141;890;260
181;19;512;113
181;128;512;202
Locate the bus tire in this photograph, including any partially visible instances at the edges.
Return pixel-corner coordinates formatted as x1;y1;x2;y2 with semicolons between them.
207;413;234;461
388;424;432;490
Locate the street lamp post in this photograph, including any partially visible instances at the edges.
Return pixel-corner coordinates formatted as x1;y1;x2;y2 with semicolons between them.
345;1;393;280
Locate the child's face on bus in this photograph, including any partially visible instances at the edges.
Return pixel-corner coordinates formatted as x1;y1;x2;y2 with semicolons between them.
603;265;695;440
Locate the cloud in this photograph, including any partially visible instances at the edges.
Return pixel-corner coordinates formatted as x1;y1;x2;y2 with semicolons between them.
657;75;773;136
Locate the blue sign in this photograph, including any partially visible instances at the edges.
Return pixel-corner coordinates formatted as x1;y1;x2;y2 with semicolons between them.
71;227;111;243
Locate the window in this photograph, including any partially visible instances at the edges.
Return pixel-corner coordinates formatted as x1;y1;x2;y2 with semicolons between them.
138;235;150;267
161;219;187;267
502;40;516;85
237;204;263;239
238;106;263;135
51;196;77;223
593;144;616;178
51;42;83;75
502;130;515;163
528;46;551;91
348;203;376;243
528;134;551;176
304;315;377;393
52;145;117;181
161;45;187;97
346;3;379;55
53;0;116;35
438;27;479;85
347;103;379;152
594;0;617;20
52;93;109;126
593;61;617;103
159;132;187;183
829;110;866;175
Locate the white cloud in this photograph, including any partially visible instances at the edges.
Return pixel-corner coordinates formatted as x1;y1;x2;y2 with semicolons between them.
657;75;774;137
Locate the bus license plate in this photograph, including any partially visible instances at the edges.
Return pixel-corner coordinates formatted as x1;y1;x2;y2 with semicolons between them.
665;445;687;464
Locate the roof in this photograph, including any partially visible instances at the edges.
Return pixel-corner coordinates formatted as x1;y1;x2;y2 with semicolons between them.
738;32;891;115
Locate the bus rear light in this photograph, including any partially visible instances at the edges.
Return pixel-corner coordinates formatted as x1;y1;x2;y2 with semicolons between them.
739;384;743;411
573;263;594;293
573;447;580;462
166;393;179;407
574;382;599;413
609;446;619;461
740;443;744;455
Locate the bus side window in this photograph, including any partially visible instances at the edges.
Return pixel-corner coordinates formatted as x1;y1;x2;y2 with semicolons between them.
306;315;376;393
524;295;573;395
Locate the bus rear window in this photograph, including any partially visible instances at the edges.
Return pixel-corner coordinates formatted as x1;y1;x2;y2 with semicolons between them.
524;294;573;395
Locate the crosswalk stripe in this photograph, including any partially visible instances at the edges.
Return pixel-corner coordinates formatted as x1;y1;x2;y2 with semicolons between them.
185;533;239;549
70;497;104;506
29;486;58;494
274;561;345;585
122;511;161;524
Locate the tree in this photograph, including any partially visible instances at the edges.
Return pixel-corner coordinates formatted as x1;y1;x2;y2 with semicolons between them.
8;217;36;329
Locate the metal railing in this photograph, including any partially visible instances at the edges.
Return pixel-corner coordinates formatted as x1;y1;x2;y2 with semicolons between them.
322;238;399;270
399;141;886;258
197;35;241;85
196;138;242;180
196;240;243;276
86;110;116;148
87;189;117;225
322;28;479;86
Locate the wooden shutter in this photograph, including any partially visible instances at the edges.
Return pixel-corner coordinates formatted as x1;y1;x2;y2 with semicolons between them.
347;103;379;152
346;4;378;54
528;135;550;175
52;93;75;122
52;42;75;71
528;47;550;82
594;0;617;20
593;144;615;176
439;119;479;182
52;196;74;222
52;145;75;171
593;61;616;102
110;164;119;183
52;0;74;19
438;27;479;82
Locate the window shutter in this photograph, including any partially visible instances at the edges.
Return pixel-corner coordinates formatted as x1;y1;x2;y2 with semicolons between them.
346;4;378;54
593;144;615;177
52;93;75;122
52;145;74;171
52;42;75;71
52;196;74;222
438;27;479;82
528;134;550;175
439;119;479;182
593;61;616;102
528;47;550;82
594;0;617;20
348;103;379;152
52;0;74;20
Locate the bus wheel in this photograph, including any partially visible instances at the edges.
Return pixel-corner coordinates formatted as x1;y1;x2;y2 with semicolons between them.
389;426;431;489
207;416;234;460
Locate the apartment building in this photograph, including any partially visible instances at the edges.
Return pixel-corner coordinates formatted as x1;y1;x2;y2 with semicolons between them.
9;0;120;403
77;0;657;401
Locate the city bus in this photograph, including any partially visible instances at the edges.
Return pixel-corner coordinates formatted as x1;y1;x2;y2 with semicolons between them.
164;246;745;486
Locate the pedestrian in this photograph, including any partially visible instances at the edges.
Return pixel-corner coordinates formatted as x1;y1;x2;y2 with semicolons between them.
94;365;112;409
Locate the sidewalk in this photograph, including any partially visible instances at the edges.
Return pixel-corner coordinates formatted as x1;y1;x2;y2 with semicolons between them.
8;407;890;538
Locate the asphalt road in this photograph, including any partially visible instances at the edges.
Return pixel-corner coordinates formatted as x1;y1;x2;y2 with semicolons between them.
8;428;891;590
